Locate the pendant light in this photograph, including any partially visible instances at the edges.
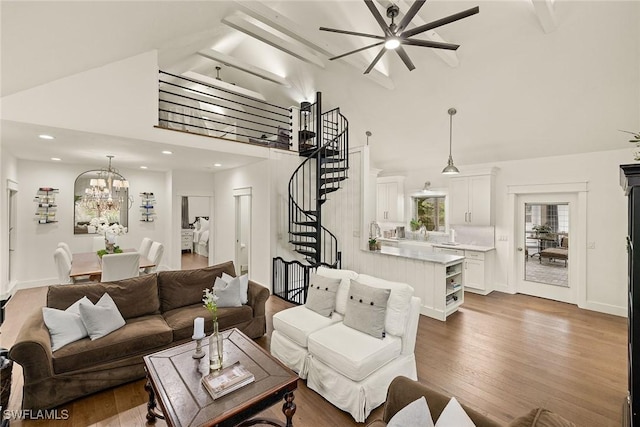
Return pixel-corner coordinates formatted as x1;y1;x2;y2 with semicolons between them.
442;108;460;175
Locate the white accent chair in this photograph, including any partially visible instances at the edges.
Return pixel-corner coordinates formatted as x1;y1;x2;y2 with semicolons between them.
270;267;420;422
138;237;153;259
53;248;73;284
144;242;164;273
100;252;140;282
57;242;72;261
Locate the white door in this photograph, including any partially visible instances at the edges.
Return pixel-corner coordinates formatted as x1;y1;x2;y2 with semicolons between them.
8;186;17;285
235;191;251;276
468;175;491;225
449;177;469;225
515;193;576;303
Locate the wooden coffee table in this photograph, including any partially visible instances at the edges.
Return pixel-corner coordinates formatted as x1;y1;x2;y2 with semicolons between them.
143;328;298;427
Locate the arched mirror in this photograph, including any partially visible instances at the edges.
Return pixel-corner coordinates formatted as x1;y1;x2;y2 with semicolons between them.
74;156;131;234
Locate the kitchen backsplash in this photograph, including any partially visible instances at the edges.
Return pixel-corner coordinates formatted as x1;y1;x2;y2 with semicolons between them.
448;225;495;247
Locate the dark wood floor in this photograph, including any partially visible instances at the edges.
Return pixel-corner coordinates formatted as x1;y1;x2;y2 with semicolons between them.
1;288;626;426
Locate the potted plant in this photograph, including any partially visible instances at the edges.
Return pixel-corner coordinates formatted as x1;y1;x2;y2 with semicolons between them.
368;238;377;251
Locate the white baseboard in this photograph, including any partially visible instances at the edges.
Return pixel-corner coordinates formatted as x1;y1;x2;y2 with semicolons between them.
14;278;55;292
581;300;627;317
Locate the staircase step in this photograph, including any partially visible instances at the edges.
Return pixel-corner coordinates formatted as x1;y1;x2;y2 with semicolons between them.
320;177;347;184
295;249;316;257
320;187;340;195
290;241;316;248
303;210;317;216
320;157;345;164
321;167;349;174
294;221;318;227
291;231;317;237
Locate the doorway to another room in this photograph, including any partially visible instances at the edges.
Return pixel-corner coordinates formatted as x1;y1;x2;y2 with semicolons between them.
234;188;251;276
181;196;211;270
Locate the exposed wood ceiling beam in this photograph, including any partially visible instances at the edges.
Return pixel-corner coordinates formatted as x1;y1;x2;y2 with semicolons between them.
197;48;292;88
531;0;558;33
232;0;394;90
376;0;459;68
222;11;325;69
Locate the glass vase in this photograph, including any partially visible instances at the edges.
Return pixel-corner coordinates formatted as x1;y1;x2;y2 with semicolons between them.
209;320;223;371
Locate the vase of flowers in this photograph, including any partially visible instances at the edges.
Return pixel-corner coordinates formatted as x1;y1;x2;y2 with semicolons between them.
90;217;127;254
203;287;223;371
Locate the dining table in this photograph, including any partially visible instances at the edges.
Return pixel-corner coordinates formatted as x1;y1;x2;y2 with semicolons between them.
69;249;155;281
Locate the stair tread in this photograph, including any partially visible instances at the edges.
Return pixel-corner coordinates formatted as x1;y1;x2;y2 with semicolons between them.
294;221;318;226
320;177;347;183
321;167;349;173
295;249;316;257
290;241;317;247
290;231;316;237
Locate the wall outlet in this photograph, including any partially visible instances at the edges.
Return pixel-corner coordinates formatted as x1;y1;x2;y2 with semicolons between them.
498;235;508;241
588;241;596;249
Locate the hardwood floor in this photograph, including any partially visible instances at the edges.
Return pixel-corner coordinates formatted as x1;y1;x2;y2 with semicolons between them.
1;289;626;426
180;251;209;270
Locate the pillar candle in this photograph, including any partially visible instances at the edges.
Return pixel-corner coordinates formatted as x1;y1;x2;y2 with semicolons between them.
193;317;205;339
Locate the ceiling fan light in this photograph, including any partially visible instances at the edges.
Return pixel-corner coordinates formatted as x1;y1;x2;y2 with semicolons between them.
384;38;400;50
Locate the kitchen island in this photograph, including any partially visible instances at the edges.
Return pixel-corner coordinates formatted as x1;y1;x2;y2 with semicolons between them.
354;246;465;321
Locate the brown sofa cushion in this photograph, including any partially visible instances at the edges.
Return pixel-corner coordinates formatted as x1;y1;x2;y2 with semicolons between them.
47;274;160;319
157;262;236;312
163;303;253;341
509;408;576;427
52;314;173;374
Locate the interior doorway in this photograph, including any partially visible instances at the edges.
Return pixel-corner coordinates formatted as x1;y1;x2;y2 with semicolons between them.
7;182;18;286
515;193;577;303
234;188;251;276
180;195;211;270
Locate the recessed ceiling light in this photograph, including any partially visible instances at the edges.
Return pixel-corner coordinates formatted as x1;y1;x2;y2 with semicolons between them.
161;150;173;155
213;163;222;167
51;157;61;161
39;134;55;140
140;166;148;169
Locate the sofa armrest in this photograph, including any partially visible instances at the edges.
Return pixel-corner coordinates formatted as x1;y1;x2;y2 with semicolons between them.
8;309;54;385
380;376;502;427
247;280;269;317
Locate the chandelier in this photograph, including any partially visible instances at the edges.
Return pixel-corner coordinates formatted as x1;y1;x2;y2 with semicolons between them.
80;155;132;214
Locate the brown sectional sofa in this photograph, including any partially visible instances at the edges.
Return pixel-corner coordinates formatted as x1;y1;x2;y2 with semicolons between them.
367;376;576;427
9;261;269;410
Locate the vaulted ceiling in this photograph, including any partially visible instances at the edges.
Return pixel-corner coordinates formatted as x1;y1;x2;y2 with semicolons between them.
2;1;639;173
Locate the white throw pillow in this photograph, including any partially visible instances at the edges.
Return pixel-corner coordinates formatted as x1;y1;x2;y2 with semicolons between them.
42;296;92;351
435;397;476;427
315;266;358;315
388;396;434;427
214;276;242;307
79;293;126;340
222;272;249;304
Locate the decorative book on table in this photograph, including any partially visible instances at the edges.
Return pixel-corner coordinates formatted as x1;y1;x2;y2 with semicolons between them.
202;361;255;399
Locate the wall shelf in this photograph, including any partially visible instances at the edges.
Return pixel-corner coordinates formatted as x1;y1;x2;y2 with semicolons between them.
140;192;156;222
34;187;59;224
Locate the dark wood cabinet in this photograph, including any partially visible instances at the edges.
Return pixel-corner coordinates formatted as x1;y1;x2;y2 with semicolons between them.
621;164;640;427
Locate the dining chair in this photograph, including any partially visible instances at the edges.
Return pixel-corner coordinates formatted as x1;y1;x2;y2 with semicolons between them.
57;242;72;261
138;237;153;259
101;252;140;282
53;248;73;284
144;242;164;274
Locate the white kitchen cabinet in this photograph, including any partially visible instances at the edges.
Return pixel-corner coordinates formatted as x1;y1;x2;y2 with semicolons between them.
377;176;404;222
448;171;495;225
463;250;495;295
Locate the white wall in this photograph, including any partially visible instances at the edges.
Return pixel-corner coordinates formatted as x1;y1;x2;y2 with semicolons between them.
13;160;168;288
188;196;210;224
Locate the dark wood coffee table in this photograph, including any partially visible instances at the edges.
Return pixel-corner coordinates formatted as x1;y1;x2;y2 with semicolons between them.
143;328;298;427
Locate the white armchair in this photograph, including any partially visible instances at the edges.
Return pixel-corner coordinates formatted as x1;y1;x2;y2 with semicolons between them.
270;267;420;422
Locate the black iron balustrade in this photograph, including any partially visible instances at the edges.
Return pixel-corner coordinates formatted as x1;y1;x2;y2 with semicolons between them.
158;71;292;148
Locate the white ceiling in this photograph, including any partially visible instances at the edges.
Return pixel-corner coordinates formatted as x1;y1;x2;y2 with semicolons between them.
1;0;638;173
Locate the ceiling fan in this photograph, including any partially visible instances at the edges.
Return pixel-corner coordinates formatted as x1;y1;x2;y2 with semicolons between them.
319;0;479;74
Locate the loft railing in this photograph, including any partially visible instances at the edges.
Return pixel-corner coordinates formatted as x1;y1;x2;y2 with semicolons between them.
157;71;292;149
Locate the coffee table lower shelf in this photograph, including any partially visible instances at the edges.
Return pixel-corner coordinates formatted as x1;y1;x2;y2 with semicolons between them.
143;328;298;427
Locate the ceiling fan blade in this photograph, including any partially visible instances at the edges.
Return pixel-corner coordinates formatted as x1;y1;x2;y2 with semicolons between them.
364;0;392;36
395;46;415;71
330;41;385;61
319;27;385;40
396;0;426;34
402;38;460;50
402;6;480;38
364;48;387;74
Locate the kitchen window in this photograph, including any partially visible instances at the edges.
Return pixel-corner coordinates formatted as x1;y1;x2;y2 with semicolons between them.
412;195;446;232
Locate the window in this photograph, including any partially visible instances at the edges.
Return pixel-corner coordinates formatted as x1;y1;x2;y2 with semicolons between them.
412;195;446;232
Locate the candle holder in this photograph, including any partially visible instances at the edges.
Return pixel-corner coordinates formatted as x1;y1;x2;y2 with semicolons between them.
192;335;205;359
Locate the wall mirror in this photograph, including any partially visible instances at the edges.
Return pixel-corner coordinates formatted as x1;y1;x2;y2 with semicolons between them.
74;157;131;234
